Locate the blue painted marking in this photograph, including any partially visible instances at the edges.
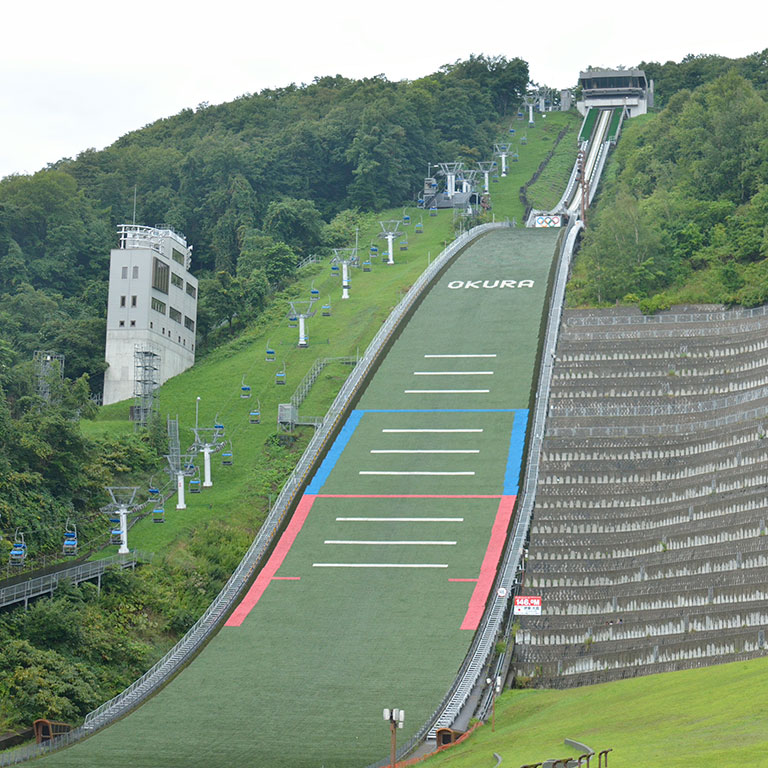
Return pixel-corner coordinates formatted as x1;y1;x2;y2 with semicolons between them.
503;410;529;495
306;410;365;494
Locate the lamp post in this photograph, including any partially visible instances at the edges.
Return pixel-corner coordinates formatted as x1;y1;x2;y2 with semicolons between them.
486;675;502;731
383;708;404;768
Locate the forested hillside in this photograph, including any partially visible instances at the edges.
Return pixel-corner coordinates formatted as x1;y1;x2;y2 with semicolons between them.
0;53;526;555
569;62;768;311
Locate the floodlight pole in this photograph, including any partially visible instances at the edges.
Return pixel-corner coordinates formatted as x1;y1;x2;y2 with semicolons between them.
378;222;401;265
486;675;502;731
494;144;512;177
383;708;405;768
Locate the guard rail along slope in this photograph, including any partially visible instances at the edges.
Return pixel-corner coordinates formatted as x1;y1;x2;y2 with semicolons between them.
0;221;509;767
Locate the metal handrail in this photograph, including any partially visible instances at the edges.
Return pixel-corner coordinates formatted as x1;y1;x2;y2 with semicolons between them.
366;221;583;768
0;222;508;767
0;553;149;611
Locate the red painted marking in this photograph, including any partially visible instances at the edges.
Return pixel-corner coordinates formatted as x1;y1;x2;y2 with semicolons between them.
272;577;301;581
460;495;517;631
315;494;502;499
225;495;315;627
449;578;478;582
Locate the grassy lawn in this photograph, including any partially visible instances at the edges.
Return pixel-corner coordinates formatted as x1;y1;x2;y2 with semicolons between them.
86;113;579;563
420;657;768;768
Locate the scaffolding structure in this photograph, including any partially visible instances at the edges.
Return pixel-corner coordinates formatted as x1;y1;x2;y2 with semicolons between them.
33;351;64;403
132;345;161;429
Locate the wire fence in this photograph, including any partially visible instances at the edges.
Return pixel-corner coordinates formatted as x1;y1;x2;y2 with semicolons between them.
0;222;509;767
566;304;768;327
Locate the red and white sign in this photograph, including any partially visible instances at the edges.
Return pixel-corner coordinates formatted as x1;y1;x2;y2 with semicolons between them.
513;595;542;615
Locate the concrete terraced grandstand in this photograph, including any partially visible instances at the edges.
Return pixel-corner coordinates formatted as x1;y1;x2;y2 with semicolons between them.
514;305;768;687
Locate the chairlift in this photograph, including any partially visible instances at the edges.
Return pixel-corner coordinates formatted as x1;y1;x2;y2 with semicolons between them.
417;197;425;206
362;260;372;273
399;239;408;252
109;517;122;546
330;263;340;276
275;361;287;386
152;507;165;524
240;375;252;399
521;134;527;145
492;174;499;183
517;110;524;118
310;281;320;300
322;297;332;316
402;211;411;225
288;313;298;328
189;478;201;494
509;127;516;134
62;520;78;556
10;530;27;566
249;400;261;424
221;441;234;466
265;340;276;362
429;206;438;217
415;219;424;234
370;243;378;256
512;149;519;162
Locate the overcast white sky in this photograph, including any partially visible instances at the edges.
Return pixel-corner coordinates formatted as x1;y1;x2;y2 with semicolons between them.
1;0;765;180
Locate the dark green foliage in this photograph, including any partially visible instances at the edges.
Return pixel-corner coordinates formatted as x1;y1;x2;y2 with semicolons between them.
569;70;768;309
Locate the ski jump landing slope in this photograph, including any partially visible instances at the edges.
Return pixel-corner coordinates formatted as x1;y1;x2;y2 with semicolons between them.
43;227;559;768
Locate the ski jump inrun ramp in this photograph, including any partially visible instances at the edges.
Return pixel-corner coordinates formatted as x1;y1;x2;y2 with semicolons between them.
39;227;560;768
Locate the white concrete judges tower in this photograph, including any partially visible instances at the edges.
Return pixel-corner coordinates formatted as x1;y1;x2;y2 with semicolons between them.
103;225;198;405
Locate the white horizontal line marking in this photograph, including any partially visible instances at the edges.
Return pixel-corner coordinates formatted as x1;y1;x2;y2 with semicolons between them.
382;429;483;433
313;563;449;568
424;354;497;358
404;389;490;394
336;517;465;522
359;471;475;476
370;449;479;454
413;371;494;376
324;540;457;546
